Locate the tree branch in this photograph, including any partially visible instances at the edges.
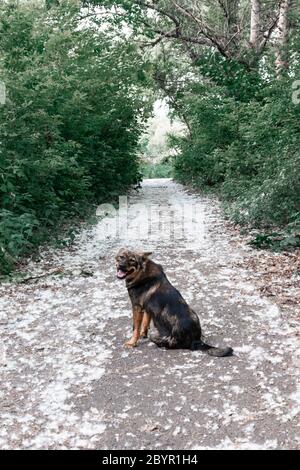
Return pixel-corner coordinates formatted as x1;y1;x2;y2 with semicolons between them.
170;0;230;58
135;0;180;28
258;13;280;52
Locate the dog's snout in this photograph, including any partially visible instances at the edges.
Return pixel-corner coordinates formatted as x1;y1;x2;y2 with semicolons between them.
118;263;127;270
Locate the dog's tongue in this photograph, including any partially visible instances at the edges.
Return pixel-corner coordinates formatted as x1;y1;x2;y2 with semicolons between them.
117;270;127;279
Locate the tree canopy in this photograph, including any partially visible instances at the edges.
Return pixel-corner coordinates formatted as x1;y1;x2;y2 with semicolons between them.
93;0;300;245
0;0;299;273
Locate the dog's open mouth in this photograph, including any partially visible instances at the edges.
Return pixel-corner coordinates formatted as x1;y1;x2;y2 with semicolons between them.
117;267;135;280
117;269;128;280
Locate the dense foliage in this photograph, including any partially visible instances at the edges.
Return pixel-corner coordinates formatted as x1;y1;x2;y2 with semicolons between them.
1;0;299;274
0;0;151;273
141;158;173;178
104;0;300;246
173;68;300;232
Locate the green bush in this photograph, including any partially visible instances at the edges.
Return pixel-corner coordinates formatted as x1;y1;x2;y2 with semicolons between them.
0;0;151;273
141;159;173;178
174;64;300;237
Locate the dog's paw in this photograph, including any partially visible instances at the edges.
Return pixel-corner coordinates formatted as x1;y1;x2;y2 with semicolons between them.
124;340;137;348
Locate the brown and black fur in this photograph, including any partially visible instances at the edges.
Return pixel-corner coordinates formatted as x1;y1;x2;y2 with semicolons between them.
115;249;233;357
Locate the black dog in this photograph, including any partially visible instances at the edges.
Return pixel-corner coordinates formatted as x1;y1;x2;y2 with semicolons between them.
116;249;233;356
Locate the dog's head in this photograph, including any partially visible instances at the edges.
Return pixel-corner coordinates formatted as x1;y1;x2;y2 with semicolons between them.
115;248;152;282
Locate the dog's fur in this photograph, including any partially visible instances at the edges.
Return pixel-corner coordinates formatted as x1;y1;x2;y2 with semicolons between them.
116;248;233;357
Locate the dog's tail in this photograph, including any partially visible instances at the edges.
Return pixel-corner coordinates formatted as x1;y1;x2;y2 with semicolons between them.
191;339;233;357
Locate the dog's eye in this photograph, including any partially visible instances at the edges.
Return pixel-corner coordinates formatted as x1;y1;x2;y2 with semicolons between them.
129;258;136;264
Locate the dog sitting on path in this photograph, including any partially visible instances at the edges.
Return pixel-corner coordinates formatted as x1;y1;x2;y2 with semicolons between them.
115;248;233;357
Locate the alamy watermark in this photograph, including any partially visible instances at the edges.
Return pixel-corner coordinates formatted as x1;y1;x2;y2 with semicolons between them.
96;196;206;247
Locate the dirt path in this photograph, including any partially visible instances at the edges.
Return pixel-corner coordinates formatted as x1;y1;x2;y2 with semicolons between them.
0;179;299;450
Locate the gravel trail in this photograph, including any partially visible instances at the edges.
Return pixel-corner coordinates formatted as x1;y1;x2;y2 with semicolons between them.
0;179;299;450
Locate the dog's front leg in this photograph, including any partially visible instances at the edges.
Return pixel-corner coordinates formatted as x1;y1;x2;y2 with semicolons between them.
140;311;151;338
124;305;143;347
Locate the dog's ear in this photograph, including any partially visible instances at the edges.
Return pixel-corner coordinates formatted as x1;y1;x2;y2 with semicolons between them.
116;248;127;257
141;251;152;260
139;251;152;271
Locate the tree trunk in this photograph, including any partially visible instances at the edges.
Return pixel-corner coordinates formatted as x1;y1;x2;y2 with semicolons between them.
275;0;291;74
250;0;261;51
226;0;240;54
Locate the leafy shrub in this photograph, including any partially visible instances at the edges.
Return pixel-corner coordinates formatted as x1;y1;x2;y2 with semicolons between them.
0;210;39;273
0;0;151;273
173;60;300;242
141;159;173;178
